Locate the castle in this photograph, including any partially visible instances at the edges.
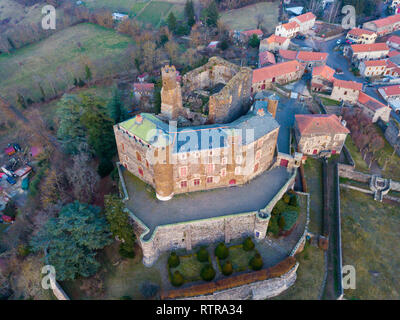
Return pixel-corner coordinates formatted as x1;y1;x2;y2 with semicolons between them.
114;58;283;201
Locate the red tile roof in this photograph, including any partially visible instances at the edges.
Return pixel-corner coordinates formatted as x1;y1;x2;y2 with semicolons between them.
282;21;300;31
388;35;400;45
368;14;400;28
358;92;387;111
295;114;350;135
133;83;154;91
348;28;376;37
266;34;289;45
297;51;328;62
312;65;335;82
362;59;387;67
294;12;316;23
259;51;276;66
388;50;400;57
333;79;363;91
351;42;389;53
241;29;263;37
279;49;298;60
380;85;400;96
252;60;304;83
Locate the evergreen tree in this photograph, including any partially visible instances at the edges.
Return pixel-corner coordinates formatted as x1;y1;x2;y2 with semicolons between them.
104;194;136;258
167;12;177;33
248;34;260;48
185;0;195;28
107;90;128;124
206;1;219;27
85;65;92;81
30;201;112;281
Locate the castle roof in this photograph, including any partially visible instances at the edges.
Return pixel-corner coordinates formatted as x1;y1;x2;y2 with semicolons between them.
295;114;350;135
118;103;280;154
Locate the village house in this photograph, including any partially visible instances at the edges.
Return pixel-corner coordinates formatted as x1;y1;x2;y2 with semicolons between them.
137;72;149;83
385;59;400;77
345;43;390;64
234;29;263;43
378;84;400;102
275;21;300;38
346;28;377;44
357;92;391;123
294;114;350;156
252;60;305;92
359;59;387;78
311;65;335;93
133;82;154;99
259;35;290;53
330;79;363;104
289;12;316;33
259;51;276;68
391;0;400;9
362;14;400;36
387;35;400;50
278;50;328;71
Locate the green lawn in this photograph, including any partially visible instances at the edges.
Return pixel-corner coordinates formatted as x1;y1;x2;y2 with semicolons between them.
136;1;174;26
170;253;206;283
374;125;400;181
83;0;147;13
303;158;323;235
0;23;134;105
220;2;279;33
341;188;400;300
271;244;325;300
224;245;257;273
345;136;369;173
319;96;342;106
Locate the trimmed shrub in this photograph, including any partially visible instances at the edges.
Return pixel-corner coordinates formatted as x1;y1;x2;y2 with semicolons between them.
168;251;180;268
283;194;291;204
221;261;233;276
171;271;184;287
197;246;209;262
278;215;286;229
268;216;280;236
250;253;263;271
243;237;255;251
200;264;216;281
289;194;298;207
214;243;229;260
275;199;286;213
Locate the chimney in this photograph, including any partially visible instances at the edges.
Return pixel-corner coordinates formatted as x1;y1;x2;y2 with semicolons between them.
136;114;143;124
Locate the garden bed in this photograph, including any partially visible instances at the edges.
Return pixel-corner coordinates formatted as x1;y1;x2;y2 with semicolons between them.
169;253;209;283
216;244;260;274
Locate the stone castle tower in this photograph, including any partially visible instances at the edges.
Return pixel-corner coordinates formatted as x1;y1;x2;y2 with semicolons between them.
161;65;183;120
267;93;279;119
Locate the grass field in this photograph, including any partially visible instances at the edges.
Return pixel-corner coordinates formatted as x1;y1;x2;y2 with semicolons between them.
220;2;279;32
271;244;325;300
341;188;400;300
136;1;174;26
345;136;369;173
303;158;323;235
170;253;205;283
0;0;43;27
0;23;134;105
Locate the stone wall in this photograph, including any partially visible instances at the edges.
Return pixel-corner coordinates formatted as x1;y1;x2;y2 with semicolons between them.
181;263;299;300
385;120;400;156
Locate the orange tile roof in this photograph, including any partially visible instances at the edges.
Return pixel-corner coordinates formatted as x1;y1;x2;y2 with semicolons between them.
388;35;400;45
279;49;298;60
297;51;328;62
358;92;387;111
333;79;363;91
266;34;289;45
259;51;276;65
295;114;350;135
282;21;300;31
380;85;400;96
312;65;335;81
348;28;376;37
133;82;154;91
294;12;316;23
369;14;400;28
362;59;387;67
388;50;400;57
241;29;263;36
351;42;389;53
252;60;304;83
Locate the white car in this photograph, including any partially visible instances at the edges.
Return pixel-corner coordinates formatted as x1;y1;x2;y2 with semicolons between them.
336;39;342;45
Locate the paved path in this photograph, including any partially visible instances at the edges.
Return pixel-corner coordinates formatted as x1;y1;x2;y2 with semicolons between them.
123;166;291;240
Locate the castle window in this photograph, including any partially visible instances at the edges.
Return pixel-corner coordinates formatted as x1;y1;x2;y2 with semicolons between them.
236;155;243;164
206;176;213;184
121;143;125;152
181;181;187;188
254;163;259;173
179;153;187;161
136;152;142;162
193;179;200;186
235;167;241;175
221;157;227;165
179;166;188;177
221;168;226;177
256;150;262;161
207;164;215;175
138;167;144;176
